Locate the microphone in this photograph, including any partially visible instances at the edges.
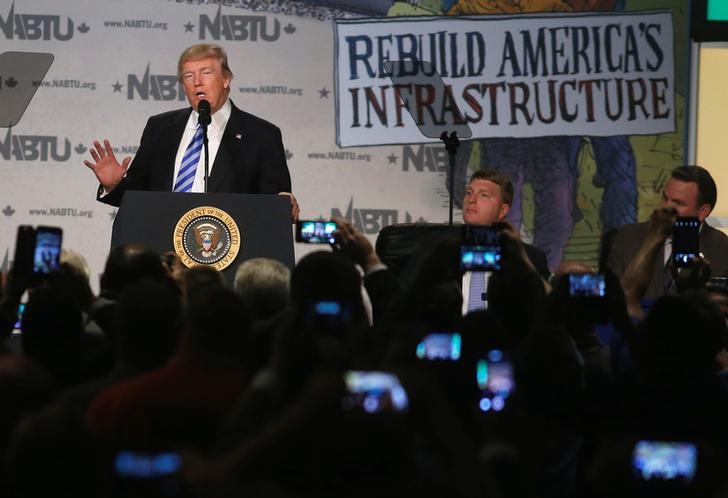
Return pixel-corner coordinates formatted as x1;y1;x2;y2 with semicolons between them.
197;100;211;126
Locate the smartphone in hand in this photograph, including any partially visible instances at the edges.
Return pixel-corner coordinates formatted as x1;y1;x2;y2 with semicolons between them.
568;273;606;298
476;349;514;413
295;220;337;244
32;226;63;274
632;440;697;482
672;217;700;268
12;225;62;278
460;245;501;271
416;332;462;361
342;371;409;414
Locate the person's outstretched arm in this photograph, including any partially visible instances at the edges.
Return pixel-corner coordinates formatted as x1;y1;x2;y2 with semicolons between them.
621;208;675;319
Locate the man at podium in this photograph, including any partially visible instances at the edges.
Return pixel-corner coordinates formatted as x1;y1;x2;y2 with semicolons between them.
83;43;299;220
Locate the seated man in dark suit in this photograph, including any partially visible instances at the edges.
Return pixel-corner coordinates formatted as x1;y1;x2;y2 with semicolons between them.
400;169;549;313
608;165;728;300
83;43;299;220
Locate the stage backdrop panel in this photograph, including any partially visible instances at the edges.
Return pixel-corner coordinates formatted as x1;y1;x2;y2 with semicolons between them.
0;0;690;287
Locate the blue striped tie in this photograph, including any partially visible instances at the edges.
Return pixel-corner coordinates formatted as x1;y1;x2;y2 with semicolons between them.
174;125;204;192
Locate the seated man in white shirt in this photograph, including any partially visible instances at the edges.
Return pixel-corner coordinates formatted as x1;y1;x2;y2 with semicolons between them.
400;169;549;313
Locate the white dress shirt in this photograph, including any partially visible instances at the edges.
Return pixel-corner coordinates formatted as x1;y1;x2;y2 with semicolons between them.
461;271;491;315
171;98;232;192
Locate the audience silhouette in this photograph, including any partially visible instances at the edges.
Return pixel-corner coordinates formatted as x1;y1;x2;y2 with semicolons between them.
0;218;727;498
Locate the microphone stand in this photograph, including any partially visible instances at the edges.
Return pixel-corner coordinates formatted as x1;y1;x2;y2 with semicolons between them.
202;123;209;193
440;131;460;227
196;100;212;193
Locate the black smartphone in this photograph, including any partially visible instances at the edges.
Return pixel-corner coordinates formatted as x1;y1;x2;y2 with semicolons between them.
672;217;700;268
342;370;409;414
632;440;697;482
415;332;462;361
568;273;606;298
460;245;501;271
12;225;35;276
295;220;337;244
32;226;62;274
476;349;515;413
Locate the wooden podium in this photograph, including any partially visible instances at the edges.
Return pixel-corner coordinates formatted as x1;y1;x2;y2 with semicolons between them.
111;191;294;283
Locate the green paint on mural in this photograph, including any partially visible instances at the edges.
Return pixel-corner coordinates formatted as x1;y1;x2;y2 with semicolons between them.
709;0;728;20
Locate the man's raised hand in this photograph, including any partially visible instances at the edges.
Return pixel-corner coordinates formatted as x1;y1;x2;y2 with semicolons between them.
83;139;130;191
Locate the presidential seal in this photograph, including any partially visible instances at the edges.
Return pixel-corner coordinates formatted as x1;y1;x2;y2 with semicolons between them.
173;206;241;271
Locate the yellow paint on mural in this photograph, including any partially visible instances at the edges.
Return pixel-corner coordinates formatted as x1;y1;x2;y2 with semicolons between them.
447;0;572;14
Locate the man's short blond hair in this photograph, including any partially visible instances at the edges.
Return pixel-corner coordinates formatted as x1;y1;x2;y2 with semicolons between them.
177;44;233;82
469;169;514;205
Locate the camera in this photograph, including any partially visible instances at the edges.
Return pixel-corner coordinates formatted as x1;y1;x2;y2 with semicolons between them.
476;349;514;413
568;273;606;298
295;220;337;244
342;371;409;414
672;217;700;268
13;225;63;277
567;273;608;323
632;440;697;482
415;332;462;361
